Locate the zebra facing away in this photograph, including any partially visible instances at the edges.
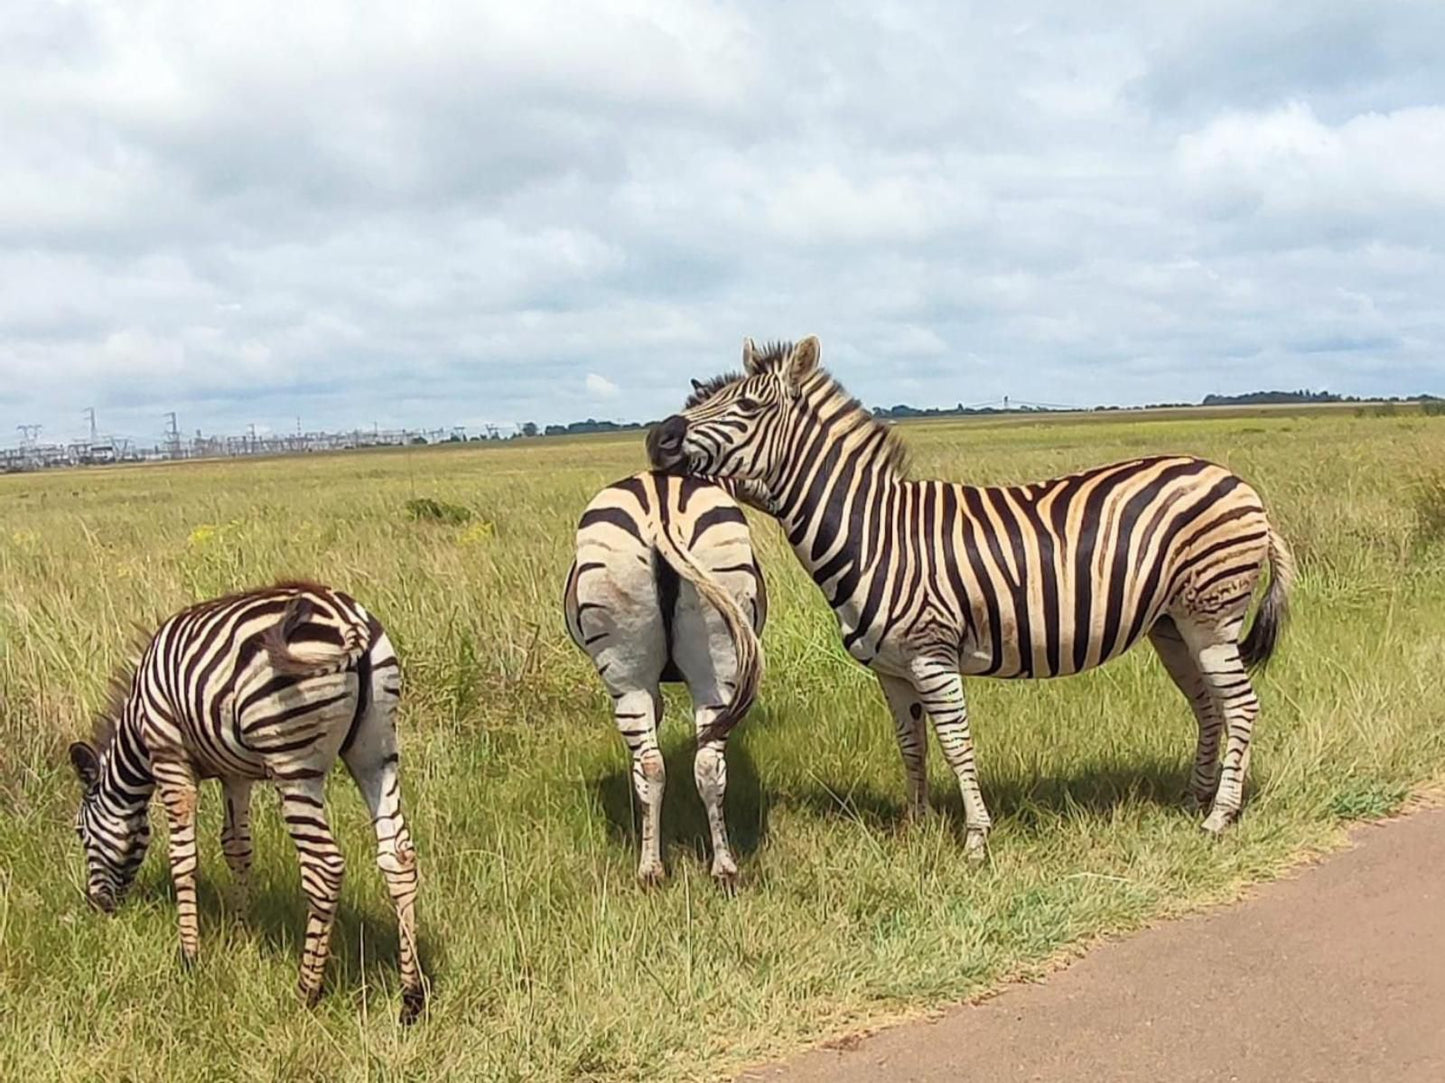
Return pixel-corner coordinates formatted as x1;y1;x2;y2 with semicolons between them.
647;336;1294;858
67;581;425;1024
564;468;766;889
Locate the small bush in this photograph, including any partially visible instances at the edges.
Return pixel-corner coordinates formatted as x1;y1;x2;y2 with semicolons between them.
404;496;473;525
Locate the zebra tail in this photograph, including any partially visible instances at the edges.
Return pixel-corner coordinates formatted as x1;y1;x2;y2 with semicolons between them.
652;526;763;744
262;595;367;678
1239;526;1295;671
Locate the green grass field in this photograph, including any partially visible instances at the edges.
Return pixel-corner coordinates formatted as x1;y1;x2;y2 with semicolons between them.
3;409;1444;1081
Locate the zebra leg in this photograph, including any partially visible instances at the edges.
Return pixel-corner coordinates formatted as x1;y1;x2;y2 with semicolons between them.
877;674;929;822
154;761;202;967
342;710;425;1025
277;776;346;1007
1148;621;1223;811
1178;623;1260;834
220;778;254;913
692;700;738;892
909;661;991;859
615;688;666;885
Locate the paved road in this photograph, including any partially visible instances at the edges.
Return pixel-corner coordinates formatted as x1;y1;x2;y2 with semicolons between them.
742;807;1445;1083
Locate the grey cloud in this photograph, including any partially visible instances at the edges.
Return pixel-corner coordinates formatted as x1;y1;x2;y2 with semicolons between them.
1;0;1442;447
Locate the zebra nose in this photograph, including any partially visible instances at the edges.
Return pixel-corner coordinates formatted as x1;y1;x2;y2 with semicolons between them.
647;415;688;468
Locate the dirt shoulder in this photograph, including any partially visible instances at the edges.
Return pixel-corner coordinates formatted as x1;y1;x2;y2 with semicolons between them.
742;807;1445;1083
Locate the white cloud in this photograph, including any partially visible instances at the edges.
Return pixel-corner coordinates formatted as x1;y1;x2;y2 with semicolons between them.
0;0;1442;443
585;373;620;399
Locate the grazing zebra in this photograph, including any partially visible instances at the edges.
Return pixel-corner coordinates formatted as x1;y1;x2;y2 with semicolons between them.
647;336;1294;857
67;581;425;1023
564;467;767;889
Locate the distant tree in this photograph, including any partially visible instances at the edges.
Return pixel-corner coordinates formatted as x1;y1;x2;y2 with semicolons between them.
521;422;539;438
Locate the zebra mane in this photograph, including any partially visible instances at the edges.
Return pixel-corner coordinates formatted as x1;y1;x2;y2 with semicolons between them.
809;368;912;480
685;370;744;408
93;648;141;753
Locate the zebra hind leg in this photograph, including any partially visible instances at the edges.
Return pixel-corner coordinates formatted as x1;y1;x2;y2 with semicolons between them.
877;674;930;823
1148;620;1223;813
1176;620;1260;834
342;703;425;1025
278;775;346;1007
691;695;739;893
614;688;667;885
220;778;254;915
155;761;202;968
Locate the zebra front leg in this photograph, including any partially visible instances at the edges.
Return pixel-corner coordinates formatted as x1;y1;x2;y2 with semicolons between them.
1149;623;1223;812
154;761;202;968
278;776;346;1007
877;674;929;822
220;778;254;914
909;660;992;859
615;689;666;885
343;725;426;1025
692;702;738;892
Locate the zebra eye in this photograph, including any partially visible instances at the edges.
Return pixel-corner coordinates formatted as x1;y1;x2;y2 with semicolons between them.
737;395;761;411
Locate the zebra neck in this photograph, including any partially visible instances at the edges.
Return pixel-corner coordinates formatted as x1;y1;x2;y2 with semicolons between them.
97;719;156;816
772;432;903;608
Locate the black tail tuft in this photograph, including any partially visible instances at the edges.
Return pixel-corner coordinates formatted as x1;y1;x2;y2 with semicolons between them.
1240;528;1294;671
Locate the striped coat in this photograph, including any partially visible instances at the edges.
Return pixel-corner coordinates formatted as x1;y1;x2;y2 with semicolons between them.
565;471;766;888
67;581;425;1023
648;337;1293;855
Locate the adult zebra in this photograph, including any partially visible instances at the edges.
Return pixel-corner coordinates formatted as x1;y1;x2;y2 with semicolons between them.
565;464;766;889
647;337;1294;857
67;581;425;1023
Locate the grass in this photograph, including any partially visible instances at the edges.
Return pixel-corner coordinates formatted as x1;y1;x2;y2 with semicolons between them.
2;408;1445;1081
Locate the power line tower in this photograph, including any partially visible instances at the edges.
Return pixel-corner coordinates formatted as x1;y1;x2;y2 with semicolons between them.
164;412;182;460
17;424;40;447
84;407;97;445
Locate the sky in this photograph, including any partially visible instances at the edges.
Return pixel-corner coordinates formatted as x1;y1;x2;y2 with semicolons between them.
2;0;1443;445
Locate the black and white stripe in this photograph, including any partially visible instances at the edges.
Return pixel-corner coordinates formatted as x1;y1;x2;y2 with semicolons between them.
649;336;1294;855
564;470;766;888
67;581;425;1023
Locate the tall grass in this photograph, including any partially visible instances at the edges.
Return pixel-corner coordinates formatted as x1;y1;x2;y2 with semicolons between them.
2;411;1444;1081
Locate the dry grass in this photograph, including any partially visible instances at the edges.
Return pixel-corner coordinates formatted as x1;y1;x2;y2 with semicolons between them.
2;408;1444;1081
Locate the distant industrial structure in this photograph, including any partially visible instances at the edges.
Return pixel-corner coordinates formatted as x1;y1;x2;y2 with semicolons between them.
1;409;520;474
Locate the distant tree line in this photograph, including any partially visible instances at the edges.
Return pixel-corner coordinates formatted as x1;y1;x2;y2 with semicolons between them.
508;388;1442;438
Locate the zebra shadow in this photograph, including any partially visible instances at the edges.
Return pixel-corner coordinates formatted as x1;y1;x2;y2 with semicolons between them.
789;753;1207;837
592;730;769;871
123;863;441;1008
242;878;441;1002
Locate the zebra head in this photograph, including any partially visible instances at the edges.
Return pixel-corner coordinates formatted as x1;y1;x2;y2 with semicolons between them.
648;336;822;493
69;740;151;913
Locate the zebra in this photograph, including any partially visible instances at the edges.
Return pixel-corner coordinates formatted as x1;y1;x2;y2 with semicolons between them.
66;581;425;1024
564;465;767;889
647;336;1295;857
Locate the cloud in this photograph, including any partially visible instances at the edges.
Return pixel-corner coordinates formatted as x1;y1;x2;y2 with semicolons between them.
1;0;1442;443
585;373;620;399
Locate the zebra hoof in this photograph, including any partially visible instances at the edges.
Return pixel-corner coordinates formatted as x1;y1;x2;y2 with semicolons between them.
1201;808;1236;835
964;828;989;861
712;865;741;896
300;982;324;1009
178;946;198;972
637;864;666;888
399;988;427;1026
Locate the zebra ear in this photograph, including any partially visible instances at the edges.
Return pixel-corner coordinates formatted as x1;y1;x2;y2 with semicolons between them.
742;337;764;375
69;741;100;789
783;335;821;389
